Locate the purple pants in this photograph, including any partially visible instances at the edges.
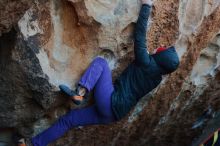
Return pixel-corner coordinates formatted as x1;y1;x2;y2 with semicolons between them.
32;57;116;146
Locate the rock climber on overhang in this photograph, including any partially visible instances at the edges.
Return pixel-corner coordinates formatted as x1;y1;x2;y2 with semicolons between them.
17;0;179;145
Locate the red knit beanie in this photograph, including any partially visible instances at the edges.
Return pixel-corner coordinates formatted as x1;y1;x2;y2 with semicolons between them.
155;47;167;54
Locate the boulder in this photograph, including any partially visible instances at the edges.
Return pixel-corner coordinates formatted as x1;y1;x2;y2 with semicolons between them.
0;0;220;146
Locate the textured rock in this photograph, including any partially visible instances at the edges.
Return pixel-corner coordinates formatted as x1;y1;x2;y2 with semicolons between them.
0;0;32;36
0;0;220;146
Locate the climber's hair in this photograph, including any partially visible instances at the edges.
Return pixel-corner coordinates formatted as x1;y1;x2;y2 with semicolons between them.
97;48;117;70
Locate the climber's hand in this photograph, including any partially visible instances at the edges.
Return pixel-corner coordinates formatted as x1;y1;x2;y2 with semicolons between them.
141;0;153;6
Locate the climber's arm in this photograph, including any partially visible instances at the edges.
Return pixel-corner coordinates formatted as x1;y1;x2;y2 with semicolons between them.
134;3;152;66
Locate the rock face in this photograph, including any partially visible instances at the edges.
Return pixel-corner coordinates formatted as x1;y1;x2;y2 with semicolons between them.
0;0;32;36
0;0;220;146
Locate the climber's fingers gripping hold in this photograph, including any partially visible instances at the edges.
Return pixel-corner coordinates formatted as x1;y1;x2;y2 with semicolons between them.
141;0;153;6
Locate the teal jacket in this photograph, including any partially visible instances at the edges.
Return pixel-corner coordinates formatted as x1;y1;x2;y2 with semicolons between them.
111;4;180;120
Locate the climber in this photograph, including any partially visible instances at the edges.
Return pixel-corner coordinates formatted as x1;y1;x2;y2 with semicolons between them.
17;0;179;145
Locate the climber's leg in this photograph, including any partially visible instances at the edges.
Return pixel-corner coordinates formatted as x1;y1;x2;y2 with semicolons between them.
32;57;115;146
78;57;112;92
31;105;115;146
60;57;113;105
92;62;114;118
78;54;115;118
78;56;115;118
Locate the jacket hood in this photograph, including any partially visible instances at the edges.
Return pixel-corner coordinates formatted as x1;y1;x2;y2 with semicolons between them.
152;46;180;75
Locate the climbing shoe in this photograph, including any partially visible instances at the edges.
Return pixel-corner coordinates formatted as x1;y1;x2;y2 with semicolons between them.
12;133;32;146
17;138;27;146
59;84;84;105
71;95;84;105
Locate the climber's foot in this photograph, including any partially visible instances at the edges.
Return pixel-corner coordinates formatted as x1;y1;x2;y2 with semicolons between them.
71;95;84;105
59;84;77;97
13;132;32;146
17;138;26;146
59;84;84;105
18;138;33;146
